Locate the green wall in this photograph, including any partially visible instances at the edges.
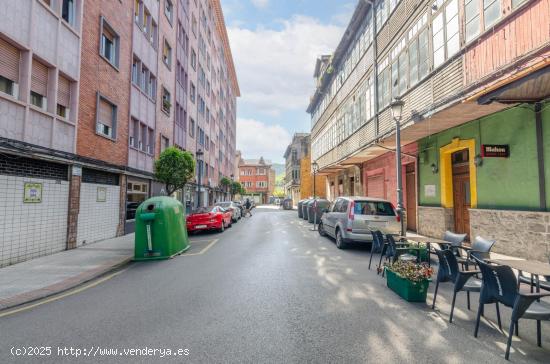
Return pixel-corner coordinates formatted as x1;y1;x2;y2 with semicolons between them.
418;104;548;210
543;103;550;209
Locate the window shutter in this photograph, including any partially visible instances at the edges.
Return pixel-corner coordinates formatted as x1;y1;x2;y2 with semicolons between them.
31;59;48;96
57;75;70;107
98;98;113;127
0;38;20;82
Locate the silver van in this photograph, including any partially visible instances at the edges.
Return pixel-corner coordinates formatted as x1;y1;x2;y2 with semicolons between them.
318;196;401;249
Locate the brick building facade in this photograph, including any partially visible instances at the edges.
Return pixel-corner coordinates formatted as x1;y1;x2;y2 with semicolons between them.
238;157;274;204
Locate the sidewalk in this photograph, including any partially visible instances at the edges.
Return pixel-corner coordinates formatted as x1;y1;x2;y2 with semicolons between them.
0;234;134;311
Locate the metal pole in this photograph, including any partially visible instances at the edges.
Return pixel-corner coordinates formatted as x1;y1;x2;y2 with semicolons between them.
395;117;405;236
197;160;202;208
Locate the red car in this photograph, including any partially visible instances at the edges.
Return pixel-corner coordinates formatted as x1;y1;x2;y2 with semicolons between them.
186;206;232;233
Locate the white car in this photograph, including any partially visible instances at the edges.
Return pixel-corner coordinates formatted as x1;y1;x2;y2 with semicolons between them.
215;201;242;222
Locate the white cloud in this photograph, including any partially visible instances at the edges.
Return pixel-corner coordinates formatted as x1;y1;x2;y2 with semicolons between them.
250;0;269;9
236;118;291;162
228;15;345;117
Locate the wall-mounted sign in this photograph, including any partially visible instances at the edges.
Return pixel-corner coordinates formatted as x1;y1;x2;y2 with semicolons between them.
97;187;107;202
482;144;509;158
424;185;436;198
72;165;82;176
24;182;43;203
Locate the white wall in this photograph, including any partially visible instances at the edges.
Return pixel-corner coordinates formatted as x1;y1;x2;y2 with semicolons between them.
76;183;120;247
0;175;69;267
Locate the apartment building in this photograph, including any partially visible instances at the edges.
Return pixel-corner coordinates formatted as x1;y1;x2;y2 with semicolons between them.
0;0;239;266
238;157;273;204
283;133;310;205
0;0;83;267
308;0;549;260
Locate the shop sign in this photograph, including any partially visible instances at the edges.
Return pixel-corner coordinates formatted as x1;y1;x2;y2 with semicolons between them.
97;187;107;202
24;182;43;203
482;145;509;158
424;185;436;198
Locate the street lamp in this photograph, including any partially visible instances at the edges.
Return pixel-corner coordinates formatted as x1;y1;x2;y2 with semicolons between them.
230;174;234;201
196;149;204;208
390;97;405;236
311;160;319;231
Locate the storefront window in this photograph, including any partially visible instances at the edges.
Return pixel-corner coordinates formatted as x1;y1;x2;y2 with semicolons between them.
126;180;149;220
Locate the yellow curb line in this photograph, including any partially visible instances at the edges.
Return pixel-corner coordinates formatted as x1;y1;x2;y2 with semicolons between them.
0;268;129;319
183;239;219;256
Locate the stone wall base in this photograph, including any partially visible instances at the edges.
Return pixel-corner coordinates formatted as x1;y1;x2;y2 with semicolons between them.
418;206;454;239
469;209;550;262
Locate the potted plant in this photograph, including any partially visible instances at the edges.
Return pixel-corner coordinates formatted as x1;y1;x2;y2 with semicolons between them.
384;261;434;302
409;242;428;262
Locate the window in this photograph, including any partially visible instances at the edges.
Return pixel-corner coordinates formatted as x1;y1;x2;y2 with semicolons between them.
190;49;197;70
150;20;158;48
161;135;169;152
418;29;429;79
130;118;139;148
189;118;195;137
0;38;19;98
163;40;172;68
512;0;527;8
484;0;500;28
57;75;71;118
62;0;76;27
96;94;117;139
132;57;140;85
31;59;48;110
140;124;147;152
134;0;142;25
147;127;154;154
190;82;196;103
100;18;119;68
433;0;459;68
464;0;480;42
162;87;171;114
140;65;149;93
148;74;156;99
165;0;173;23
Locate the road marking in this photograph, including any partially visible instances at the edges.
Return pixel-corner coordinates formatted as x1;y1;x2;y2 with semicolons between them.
0;267;129;319
183;238;219;256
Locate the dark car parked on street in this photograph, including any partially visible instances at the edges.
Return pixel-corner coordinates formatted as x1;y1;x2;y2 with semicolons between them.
307;199;331;224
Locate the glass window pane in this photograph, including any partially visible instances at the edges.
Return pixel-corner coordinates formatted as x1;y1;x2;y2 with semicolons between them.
484;0;500;28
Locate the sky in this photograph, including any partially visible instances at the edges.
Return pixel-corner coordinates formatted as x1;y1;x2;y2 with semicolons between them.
221;0;355;163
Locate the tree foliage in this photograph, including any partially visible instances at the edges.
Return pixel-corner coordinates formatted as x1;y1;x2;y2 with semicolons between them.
154;147;195;196
220;176;232;187
231;181;245;196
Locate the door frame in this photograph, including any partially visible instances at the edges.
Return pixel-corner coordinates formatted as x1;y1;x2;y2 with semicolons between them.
439;138;478;209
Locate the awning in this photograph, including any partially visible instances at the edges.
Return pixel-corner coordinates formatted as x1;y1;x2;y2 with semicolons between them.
478;65;550;105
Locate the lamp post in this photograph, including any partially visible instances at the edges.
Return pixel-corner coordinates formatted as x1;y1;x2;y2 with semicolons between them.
390;97;405;236
196;149;204;208
230;174;234;201
311;160;319;231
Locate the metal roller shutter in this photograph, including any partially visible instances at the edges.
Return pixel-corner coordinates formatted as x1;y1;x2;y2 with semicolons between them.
0;38;20;82
31;59;48;96
367;175;385;199
57;75;70;107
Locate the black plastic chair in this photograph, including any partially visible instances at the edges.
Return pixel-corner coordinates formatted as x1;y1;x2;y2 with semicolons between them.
368;230;384;270
458;236;495;270
442;231;467;255
474;259;550;360
378;235;415;277
519;275;550;292
432;249;483;323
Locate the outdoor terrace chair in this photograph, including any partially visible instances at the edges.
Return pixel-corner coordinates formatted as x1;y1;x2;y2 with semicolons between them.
519;276;550;292
432;249;483;323
442;231;467;254
378;234;416;277
474;258;550;360
368;230;384;270
458;236;495;270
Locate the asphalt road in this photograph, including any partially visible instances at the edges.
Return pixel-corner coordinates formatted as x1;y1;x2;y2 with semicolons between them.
0;207;548;363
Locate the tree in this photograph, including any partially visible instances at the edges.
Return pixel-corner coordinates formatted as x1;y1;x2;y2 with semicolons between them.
273;187;285;198
220;176;232;188
154;147;196;196
230;181;243;196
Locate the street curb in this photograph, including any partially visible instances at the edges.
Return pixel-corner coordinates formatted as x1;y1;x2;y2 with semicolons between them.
0;256;132;312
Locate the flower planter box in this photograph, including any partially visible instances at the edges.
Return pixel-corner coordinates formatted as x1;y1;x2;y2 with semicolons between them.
408;247;428;262
385;268;430;302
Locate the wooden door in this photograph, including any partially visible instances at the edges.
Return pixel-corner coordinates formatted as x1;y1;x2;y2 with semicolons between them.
405;164;417;231
452;150;470;239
